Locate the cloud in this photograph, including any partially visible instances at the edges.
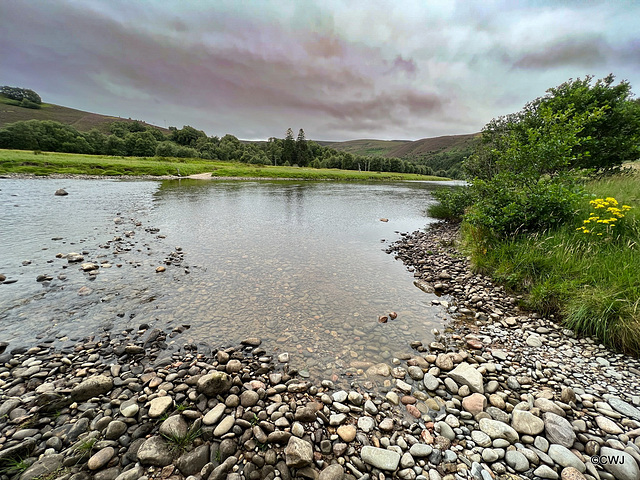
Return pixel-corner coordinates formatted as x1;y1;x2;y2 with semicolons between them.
511;36;610;70
1;0;639;140
388;55;418;77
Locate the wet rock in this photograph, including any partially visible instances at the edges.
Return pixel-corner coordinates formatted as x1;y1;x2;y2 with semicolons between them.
366;363;392;377
55;189;68;196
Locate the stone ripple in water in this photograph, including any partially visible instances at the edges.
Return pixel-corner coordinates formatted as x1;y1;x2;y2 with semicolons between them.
0;179;459;382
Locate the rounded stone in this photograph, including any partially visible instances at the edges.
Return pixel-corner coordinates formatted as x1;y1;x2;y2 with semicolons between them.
88;447;115;470
462;393;487;415
337;425;356;442
505;450;529;472
240;390;259;408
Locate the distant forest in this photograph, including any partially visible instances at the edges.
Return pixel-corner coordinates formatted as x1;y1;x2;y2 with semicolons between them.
0;87;463;177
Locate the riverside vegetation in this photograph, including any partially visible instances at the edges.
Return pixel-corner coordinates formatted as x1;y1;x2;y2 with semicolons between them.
0;149;442;181
0;87;442;178
428;74;640;355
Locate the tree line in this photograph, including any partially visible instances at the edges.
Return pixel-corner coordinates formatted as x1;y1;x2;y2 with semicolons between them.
0;119;446;176
1;85;42;109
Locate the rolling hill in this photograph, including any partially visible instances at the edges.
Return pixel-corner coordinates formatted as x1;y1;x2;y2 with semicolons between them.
323;133;479;159
0;95;168;134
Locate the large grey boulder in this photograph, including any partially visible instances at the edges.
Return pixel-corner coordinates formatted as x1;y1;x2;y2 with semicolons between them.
547;444;585;473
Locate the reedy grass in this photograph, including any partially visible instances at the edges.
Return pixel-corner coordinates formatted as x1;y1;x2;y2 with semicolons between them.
461;172;640;354
0;149;447;181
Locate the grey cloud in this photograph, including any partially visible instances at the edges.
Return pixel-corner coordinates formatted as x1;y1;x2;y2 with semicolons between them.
511;36;610;70
389;55;418;76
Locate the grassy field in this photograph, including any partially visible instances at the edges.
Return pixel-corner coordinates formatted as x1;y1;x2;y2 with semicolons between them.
463;171;640;354
0;149;447;181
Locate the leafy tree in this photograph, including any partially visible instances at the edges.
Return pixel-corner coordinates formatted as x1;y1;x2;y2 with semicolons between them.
156;141;177;157
465;106;603;237
1;85;42;104
171;125;206;147
106;135;127;156
467;75;640;178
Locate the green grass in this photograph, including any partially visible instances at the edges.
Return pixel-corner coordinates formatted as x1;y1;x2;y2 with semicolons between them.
0;149;448;181
0;457;31;476
462;172;640;355
161;427;202;453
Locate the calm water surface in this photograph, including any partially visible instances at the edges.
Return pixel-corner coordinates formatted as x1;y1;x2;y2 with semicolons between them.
0;178;456;381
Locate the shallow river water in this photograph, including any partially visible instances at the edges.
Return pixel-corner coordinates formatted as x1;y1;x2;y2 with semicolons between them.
0;178;457;381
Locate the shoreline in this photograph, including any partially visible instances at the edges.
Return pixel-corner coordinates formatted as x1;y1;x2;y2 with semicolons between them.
1;222;640;479
0;173;420;182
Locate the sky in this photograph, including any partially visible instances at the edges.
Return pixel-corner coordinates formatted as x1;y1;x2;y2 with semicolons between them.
1;0;639;141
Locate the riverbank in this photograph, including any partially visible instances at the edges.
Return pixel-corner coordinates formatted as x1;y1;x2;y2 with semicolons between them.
2;223;640;480
0;150;447;181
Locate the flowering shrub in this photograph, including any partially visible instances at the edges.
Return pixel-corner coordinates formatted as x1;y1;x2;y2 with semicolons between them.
577;197;632;236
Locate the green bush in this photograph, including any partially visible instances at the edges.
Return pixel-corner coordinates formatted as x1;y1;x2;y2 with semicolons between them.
428;186;473;221
465;176;584;237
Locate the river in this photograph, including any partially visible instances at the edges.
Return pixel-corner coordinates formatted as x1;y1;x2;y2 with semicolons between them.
0;178;458;381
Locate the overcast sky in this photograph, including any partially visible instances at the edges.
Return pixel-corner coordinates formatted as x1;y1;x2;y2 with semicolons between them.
1;0;639;141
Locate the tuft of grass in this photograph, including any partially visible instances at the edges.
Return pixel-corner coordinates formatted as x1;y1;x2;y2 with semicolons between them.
161;427;202;453
461;172;640;355
73;437;96;455
0;457;31;476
